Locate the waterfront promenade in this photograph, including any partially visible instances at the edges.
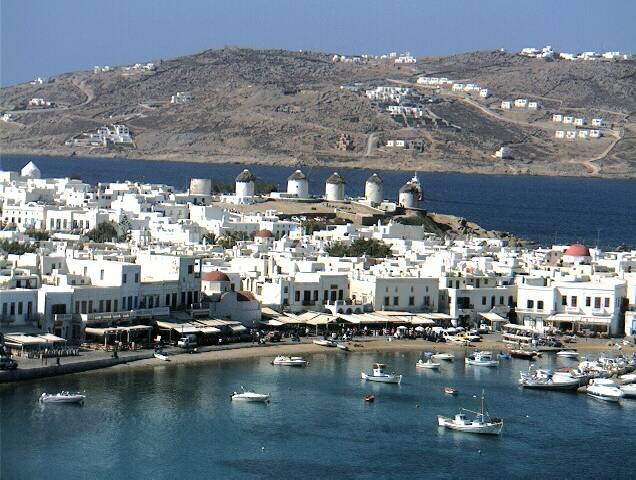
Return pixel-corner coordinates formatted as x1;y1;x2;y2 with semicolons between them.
2;334;633;383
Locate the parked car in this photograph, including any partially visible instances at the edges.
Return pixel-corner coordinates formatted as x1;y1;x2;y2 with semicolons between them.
177;335;198;349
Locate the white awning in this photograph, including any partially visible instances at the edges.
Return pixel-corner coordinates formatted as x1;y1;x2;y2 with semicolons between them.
480;312;507;323
261;319;284;327
229;325;247;332
503;323;534;331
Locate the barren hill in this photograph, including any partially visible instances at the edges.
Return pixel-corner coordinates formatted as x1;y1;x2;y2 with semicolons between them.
1;47;635;177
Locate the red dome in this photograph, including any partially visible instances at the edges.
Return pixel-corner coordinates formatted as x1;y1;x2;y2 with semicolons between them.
254;229;274;238
564;244;590;257
201;271;230;282
237;290;256;301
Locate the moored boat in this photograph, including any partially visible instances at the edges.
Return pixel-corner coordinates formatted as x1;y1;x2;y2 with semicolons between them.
271;355;307;367
154;351;170;361
437;391;502;435
444;386;458;395
364;394;375;402
431;352;455;361
313;339;337;347
361;363;402;384
519;367;580;390
586;383;623;403
465;351;499;367
39;392;85;404
337;343;350;351
619;384;636;398
557;350;580;358
510;349;538;360
416;359;441;369
231;387;271;403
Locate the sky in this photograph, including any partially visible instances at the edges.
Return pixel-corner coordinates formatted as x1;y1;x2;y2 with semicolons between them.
2;0;635;86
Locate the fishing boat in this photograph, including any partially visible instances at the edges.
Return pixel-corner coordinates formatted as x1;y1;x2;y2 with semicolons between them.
557;350;580;358
510;349;538;360
39;392;85;405
271;355;307;367
313;339;337;347
231;387;271;403
465;351;499;367
437;391;503;435
361;363;402;384
337;343;350;352
431;352;455;361
619;384;636;398
416;359;441;369
444;387;458;395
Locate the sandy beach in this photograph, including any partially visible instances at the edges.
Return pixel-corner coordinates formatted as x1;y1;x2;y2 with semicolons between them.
103;336;636;375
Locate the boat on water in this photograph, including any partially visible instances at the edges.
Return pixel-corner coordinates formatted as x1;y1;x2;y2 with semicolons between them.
619;373;636;384
510;349;538;360
586;382;623;403
154;351;170;361
619;384;636;398
364;394;375;402
313;339;337;347
465;351;499;367
437;391;503;435
271;355;307;367
361;363;402;384
519;367;580;390
431;352;455;361
416;359;441;369
444;387;458;395
231;387;271;403
557;350;580;358
39;392;85;404
497;352;512;360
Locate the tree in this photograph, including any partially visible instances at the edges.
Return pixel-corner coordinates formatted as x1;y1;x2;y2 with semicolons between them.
325;238;391;258
119;214;132;242
0;240;36;255
217;231;251;249
86;221;119;243
25;227;50;241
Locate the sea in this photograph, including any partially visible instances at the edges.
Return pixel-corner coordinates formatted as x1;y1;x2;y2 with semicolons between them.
1;350;634;479
1;154;635;248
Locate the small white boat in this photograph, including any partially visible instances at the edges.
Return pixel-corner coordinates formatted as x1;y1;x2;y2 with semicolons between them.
437;391;503;435
337;343;350;352
154;351;170;361
39;392;85;404
619;384;636;398
231;387;271;403
587;384;623;403
619;373;636;384
557;350;580;358
416;359;441;369
271;355;307;367
361;363;402;384
465;351;499;367
313;339;337;347
519;368;580;390
431;352;454;361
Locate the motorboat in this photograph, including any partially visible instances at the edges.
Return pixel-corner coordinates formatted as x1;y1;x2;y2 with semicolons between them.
416;359;441;369
619;373;636;384
431;352;455;361
231;387;271;403
518;367;580;390
437;391;503;435
361;363;402;384
586;382;623;403
337;343;350;352
39;392;85;405
364;394;375;402
510;349;538;360
154;350;170;361
465;351;499;367
313;339;337;347
444;387;458;395
556;350;580;358
619;384;636;398
271;355;307;367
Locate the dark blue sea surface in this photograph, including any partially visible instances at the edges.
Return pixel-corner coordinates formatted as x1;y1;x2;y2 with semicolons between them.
1;350;635;479
1;154;635;248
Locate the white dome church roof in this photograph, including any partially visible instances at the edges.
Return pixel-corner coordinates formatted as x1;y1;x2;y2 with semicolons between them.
21;161;41;179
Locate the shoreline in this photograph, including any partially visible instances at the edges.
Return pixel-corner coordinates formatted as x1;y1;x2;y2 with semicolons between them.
3;149;635;181
4;337;633;383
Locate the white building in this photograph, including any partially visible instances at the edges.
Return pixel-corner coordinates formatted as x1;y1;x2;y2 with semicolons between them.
325;172;345;201
287;170;309;199
365;174;384;205
501;101;512;110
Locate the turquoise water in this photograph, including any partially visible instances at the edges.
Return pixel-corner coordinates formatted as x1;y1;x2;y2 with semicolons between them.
1;350;634;479
1;154;635;248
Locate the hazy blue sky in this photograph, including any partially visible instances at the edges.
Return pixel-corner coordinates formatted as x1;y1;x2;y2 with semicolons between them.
2;0;635;85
